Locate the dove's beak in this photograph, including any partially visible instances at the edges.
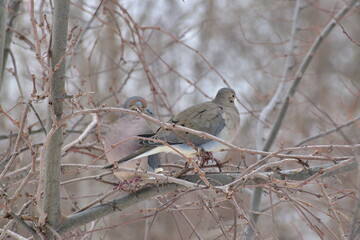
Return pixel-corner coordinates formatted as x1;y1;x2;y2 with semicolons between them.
145;108;153;115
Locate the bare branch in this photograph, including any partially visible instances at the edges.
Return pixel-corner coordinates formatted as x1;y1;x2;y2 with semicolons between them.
55;158;355;235
0;0;8;89
43;0;70;231
256;0;303;150
62;113;98;152
56;183;185;234
248;1;360;238
1;0;22;89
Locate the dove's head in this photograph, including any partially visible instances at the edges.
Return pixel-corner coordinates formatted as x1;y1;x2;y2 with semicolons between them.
123;96;153;115
214;88;236;105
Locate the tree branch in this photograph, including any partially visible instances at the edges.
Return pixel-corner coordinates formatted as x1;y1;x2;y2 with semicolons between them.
43;0;70;230
265;0;359;153
56;183;184;234
248;0;360;238
48;106;359;162
0;0;8;90
56;159;355;235
1;0;22;89
293;115;360;148
256;0;302;150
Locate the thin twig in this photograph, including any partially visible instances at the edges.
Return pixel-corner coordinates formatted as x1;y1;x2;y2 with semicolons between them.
0;102;31;181
62;113;98;152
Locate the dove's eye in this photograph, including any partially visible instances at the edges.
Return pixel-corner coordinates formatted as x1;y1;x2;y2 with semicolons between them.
136;102;143;108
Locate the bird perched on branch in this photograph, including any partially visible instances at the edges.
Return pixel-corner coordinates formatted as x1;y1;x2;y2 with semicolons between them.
103;88;240;169
103;96;161;181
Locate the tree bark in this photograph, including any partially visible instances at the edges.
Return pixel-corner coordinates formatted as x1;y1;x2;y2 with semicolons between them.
44;0;70;232
0;0;8;89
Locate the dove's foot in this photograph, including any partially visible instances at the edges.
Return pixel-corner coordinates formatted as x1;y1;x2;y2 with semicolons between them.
197;151;222;172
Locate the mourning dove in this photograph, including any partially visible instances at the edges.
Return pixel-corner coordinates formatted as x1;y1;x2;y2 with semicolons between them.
104;88;240;169
103;96;161;181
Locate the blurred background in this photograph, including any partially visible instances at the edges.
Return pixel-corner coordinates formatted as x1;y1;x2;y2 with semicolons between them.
0;0;359;239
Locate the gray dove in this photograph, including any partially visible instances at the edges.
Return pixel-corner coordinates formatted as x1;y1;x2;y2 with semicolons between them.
103;96;161;180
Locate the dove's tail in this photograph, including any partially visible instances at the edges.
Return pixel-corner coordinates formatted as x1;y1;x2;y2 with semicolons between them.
102;146;157;169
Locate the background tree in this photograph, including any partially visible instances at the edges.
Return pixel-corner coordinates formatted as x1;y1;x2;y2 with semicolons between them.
0;0;359;239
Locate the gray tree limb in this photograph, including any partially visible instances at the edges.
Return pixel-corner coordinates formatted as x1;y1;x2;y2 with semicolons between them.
57;183;184;234
1;0;22;90
56;160;355;235
248;0;360;239
0;0;8;90
44;0;70;231
264;0;360;153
